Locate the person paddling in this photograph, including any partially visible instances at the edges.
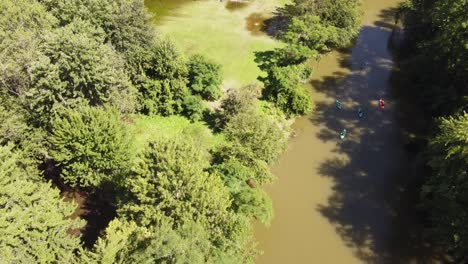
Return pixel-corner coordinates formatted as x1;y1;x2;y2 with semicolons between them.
339;129;347;140
336;99;342;109
357;107;363;118
379;99;385;109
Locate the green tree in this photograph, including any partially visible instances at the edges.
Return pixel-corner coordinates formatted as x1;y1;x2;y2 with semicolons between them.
211;159;273;224
0;0;57;98
187;54;223;101
0;0;56;98
137;40;189;116
283;0;361;48
261;64;313;116
282;15;341;53
49;105;132;188
0;145;84;264
119;137;228;230
218;84;261;128
223;109;287;164
118;137;251;260
39;0;155;54
254;44;317;71
29;20;135;125
421;112;468;258
400;0;468;115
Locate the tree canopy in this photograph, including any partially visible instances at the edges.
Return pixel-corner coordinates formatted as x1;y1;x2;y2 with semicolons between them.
0;145;83;264
49;105;132;188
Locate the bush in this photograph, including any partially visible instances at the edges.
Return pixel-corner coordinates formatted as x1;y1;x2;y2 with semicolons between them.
182;94;206;122
187;54;223;101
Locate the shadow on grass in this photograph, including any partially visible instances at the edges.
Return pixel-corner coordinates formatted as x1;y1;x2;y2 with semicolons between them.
306;7;449;263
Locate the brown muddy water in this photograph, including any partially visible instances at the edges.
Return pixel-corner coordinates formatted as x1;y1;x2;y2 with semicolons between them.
254;0;445;263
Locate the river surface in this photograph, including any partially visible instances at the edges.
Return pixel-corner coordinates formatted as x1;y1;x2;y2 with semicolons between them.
146;0;441;263
254;0;441;263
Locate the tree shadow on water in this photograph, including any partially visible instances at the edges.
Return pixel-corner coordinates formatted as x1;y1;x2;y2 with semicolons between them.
307;7;449;263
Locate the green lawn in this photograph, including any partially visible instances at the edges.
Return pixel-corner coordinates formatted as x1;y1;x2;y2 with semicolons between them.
129;115;226;154
145;0;288;87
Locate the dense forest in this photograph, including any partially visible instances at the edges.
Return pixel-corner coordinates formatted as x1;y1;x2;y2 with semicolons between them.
2;0;466;262
0;0;362;263
399;0;467;260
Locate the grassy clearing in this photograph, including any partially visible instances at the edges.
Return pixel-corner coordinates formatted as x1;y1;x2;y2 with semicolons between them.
146;0;288;87
128;114;226;154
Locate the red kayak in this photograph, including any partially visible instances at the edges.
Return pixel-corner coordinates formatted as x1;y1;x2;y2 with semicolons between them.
379;99;385;109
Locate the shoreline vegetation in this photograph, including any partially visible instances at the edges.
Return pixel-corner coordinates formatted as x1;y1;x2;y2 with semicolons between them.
0;0;465;262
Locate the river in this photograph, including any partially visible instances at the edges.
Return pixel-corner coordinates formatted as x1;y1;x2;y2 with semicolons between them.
254;0;442;263
145;0;441;263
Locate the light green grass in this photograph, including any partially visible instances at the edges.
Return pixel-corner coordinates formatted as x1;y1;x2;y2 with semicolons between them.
146;0;288;87
129;115;226;154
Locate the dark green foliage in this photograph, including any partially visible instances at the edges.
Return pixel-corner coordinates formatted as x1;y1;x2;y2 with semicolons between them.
283;0;362;48
0;145;83;263
282;15;341;53
400;0;468;115
182;95;206;122
261;64;313;116
212;159;273;224
255;44;317;70
137;40;189;115
187;54;223;101
421;112;468;258
399;0;468;259
49;105;132;188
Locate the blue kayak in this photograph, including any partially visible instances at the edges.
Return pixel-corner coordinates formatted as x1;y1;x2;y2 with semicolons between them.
336;100;342;109
358;107;363;118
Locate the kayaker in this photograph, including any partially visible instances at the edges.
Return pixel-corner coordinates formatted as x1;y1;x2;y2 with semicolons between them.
339;129;347;140
336;99;342;109
379;99;385;109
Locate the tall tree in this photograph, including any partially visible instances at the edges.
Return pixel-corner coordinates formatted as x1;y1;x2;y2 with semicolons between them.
0;145;84;263
28;19;135;125
261;64;313;116
118;137;253;261
49;105;132;188
223;109;287;164
422;112;468;258
0;0;56;97
187;54;223;101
